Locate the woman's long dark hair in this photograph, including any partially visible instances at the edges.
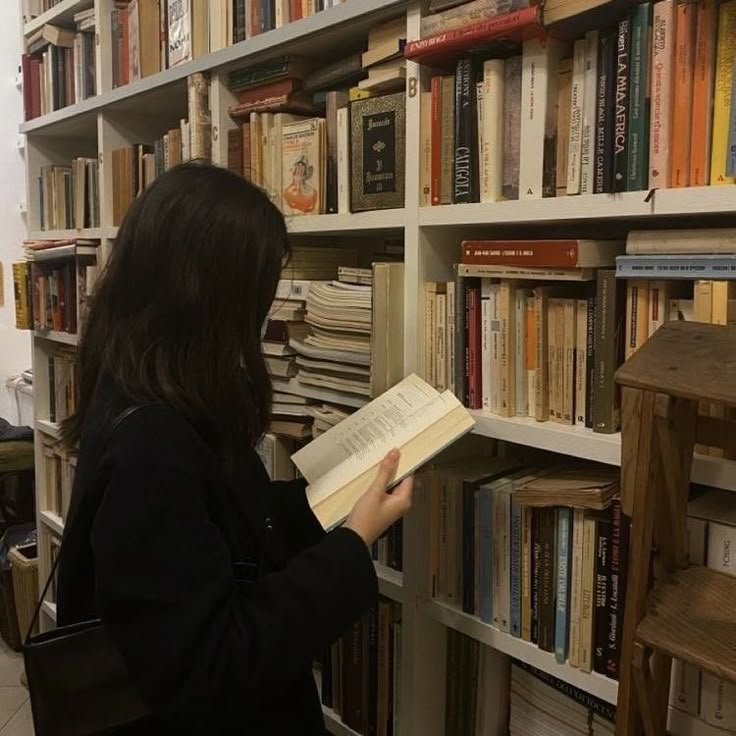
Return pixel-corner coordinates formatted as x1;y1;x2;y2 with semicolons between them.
62;162;288;455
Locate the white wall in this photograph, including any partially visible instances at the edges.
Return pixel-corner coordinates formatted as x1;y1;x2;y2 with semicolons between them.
0;1;32;425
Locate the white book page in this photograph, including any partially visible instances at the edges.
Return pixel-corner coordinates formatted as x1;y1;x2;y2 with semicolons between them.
292;374;459;502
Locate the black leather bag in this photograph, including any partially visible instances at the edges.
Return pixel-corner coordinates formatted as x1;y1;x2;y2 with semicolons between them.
23;407;152;736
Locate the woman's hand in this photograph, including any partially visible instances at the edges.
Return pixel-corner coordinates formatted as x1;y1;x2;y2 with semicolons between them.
344;449;414;546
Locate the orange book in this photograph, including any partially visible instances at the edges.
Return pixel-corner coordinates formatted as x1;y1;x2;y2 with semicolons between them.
689;0;716;186
671;1;696;187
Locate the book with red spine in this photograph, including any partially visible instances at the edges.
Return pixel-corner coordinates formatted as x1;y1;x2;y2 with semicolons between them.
289;0;303;22
404;6;542;66
431;75;443;205
461;240;624;268
21;55;33;121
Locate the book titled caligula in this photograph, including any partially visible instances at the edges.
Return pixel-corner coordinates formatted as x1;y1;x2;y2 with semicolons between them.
351;92;406;211
282;118;326;216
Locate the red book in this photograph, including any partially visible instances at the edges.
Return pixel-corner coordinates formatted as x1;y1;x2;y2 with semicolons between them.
430;75;442;206
251;0;262;36
237;77;300;104
404;7;542;66
289;0;303;21
460;239;624;268
22;55;32;120
466;282;482;410
30;58;41;119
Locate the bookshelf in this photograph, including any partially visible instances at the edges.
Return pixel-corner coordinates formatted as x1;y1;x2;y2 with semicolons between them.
17;0;736;734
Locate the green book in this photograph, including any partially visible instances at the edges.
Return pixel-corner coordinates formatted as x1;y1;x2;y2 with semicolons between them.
627;2;652;191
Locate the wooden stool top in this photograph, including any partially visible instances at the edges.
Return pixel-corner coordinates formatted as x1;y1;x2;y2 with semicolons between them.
616;321;736;407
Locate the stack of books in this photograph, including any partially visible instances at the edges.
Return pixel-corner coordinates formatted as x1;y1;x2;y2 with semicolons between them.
317;597;402;736
510;661;616;735
41;441;77;523
30;259;78;335
110;73;211;225
22;14;97;121
423;457;628;681
38;157;100;231
411;0;736;204
358;17;406;94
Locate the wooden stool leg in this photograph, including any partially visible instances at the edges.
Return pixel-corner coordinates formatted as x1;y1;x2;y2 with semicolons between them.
632;644;667;736
617;389;660;736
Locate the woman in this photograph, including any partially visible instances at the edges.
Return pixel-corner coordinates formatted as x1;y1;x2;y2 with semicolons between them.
57;163;413;734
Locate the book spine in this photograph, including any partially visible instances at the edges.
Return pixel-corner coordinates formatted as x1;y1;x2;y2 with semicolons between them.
462;481;475;615
579;514;596;672
510;498;522;638
537;507;556;653
556;57;573;197
562;298;575;425
520;37;546;199
709;0;736;185
455;269;467;404
337;107;350;214
490;284;501;414
585;295;595;430
502;55;522;200
606;500;629;680
420;90;432;208
627;3;652;191
436;293;447;391
593;515;612;674
569;508;584;667
499;280;515;417
580;30;599;194
554;508;572;663
672;1;696;187
526;295;537;419
575;299;587;427
547;299;559;422
453;57;479;203
478;486;493;623
649;0;675;189
481;59;504;202
481;280;492;411
625;279;650;359
461;239;590;267
366;605;378;736
447;281;457;397
425;285;437;387
613;17;631;192
593;270;622;434
342;618;364;730
515;288;528;416
467;281;482;409
430;76;442;205
520;506;533;641
420;0;515;37
531;509;540;643
533;289;549;422
492;484;511;633
476;80;484;198
690;0;716;185
567;39;586;195
440;75;455;204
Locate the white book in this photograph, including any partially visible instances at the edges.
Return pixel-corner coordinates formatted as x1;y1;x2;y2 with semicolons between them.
492;477;513;633
490;283;501;414
569;508;585;667
567;39;586;195
482;280;492;411
575;299;588;427
436;293;447;392
168;0;193;67
670;516;707;715
128;0;141;83
526;295;536;419
520;36;566;199
209;0;226;53
580;30;599;194
337;106;350;214
481;59;505;203
701;519;736;730
447;281;456;397
292;373;475;530
515;288;530;416
476;81;484;195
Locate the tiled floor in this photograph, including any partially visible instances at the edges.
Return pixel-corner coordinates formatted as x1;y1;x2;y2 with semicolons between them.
0;640;32;736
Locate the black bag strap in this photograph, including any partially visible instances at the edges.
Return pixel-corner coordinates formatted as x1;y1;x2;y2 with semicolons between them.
25;406;145;643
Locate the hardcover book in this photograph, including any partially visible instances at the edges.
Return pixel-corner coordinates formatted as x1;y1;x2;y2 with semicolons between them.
350;92;406;212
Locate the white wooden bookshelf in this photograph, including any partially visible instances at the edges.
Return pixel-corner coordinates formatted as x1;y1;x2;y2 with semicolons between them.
19;0;736;733
33;329;79;346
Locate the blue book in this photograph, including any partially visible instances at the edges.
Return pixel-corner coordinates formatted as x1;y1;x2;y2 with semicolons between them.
728;61;736;177
616;254;736;279
555;508;573;664
510;499;522;638
478;484;494;624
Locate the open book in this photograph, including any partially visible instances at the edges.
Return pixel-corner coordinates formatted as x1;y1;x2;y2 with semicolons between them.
291;374;476;530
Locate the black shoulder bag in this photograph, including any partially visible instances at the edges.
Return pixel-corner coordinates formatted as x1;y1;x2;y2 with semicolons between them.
23;407;152;736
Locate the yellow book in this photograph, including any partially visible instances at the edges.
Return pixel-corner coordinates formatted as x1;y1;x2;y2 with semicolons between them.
348;86;375;102
709;0;736;185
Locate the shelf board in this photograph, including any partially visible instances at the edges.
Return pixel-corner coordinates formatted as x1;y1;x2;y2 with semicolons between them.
652;186;736;218
28;228;103;243
375;563;404;603
288;209;405;235
34;330;78;346
41;600;57;623
35;419;62;440
422;598;619;706
39;510;65;536
667;708;731;736
323;707;361;736
471;411;736;493
24;0;94;37
20;0;407;134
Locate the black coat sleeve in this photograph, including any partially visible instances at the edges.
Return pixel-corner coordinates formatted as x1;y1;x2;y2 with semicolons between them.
90;407;376;732
268;478;326;557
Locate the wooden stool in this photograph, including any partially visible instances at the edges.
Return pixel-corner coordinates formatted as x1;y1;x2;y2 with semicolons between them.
615;321;736;736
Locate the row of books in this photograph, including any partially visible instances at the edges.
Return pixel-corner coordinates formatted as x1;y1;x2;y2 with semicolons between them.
417;0;736;206
22;14;97;120
42;440;76;524
421;456;628;682
371;522;403;574
316;597;402;736
110;0;347;90
671;488;736;732
29;260;79;335
110;73;211;225
38;157;100;231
